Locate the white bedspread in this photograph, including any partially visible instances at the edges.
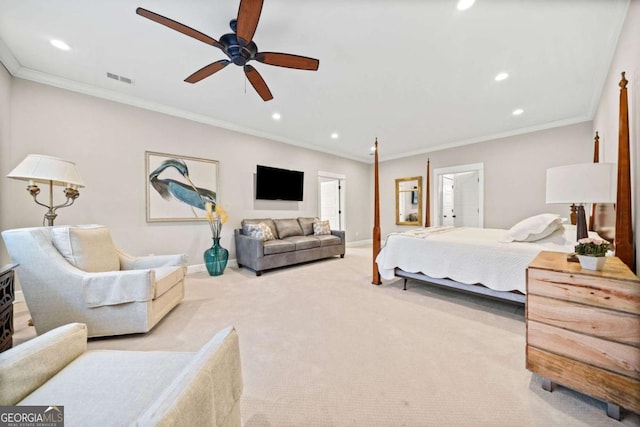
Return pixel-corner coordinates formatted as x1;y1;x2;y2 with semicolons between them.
375;225;589;293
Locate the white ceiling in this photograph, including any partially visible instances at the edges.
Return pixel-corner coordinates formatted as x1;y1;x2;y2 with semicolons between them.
0;0;630;162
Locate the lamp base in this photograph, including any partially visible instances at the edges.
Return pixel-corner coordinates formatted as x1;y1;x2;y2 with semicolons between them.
576;205;588;241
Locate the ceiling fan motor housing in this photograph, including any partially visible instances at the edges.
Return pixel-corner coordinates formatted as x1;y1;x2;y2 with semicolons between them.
219;33;258;66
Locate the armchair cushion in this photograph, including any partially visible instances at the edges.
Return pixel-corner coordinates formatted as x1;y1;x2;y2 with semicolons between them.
52;226;120;272
118;252;187;271
82;269;154;308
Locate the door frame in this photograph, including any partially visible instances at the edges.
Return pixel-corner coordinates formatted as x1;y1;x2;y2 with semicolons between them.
432;163;484;227
317;171;346;230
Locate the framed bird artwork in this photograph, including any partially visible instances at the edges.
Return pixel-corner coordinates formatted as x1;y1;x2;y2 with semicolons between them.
145;151;219;222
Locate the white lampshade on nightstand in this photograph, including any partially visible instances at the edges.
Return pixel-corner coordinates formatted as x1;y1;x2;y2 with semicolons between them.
7;154;85;225
546;163;616;241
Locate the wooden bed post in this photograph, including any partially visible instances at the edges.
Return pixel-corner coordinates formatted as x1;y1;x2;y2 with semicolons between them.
589;132;600;231
425;158;431;227
615;72;635;272
372;139;381;285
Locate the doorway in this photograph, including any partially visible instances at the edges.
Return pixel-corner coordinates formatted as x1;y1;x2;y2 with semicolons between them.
318;172;346;230
433;163;483;227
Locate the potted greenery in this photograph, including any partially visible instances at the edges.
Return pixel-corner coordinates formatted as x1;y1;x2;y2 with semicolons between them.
574;237;610;271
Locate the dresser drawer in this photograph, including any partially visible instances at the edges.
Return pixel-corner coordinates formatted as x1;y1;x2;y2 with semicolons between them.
527;294;640;346
527;346;640;414
528;268;640;315
528;320;640;380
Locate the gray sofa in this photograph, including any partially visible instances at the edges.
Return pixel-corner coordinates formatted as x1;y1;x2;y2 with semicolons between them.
234;217;345;276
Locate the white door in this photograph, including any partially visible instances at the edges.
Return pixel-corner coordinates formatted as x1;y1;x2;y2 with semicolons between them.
441;175;455;226
434;164;483;228
318;172;346;230
454;171;479;227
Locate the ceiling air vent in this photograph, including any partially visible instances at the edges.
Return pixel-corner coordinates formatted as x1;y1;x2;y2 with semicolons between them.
106;72;134;85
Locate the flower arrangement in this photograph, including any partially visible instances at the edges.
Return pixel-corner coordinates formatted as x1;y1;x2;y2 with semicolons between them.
205;202;228;239
574;237;609;257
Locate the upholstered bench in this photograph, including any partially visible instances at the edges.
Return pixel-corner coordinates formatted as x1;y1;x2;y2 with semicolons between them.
0;323;243;426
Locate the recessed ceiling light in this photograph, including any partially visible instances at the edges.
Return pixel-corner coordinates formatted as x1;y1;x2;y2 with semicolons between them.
271;112;281;120
370;146;377;152
457;0;475;11
331;133;339;139
50;39;70;51
512;108;524;116
495;72;509;81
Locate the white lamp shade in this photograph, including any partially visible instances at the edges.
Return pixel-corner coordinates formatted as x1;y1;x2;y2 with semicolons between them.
7;154;85;187
546;163;615;204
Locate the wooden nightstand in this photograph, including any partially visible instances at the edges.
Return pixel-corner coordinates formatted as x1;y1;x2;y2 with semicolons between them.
526;251;640;420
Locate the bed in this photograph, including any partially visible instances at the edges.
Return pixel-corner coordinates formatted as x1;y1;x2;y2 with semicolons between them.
372;72;635;302
376;222;602;304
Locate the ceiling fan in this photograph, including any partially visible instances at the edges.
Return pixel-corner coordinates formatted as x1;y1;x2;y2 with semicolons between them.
136;0;319;101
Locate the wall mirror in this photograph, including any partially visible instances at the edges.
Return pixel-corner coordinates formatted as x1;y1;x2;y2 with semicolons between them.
395;176;422;226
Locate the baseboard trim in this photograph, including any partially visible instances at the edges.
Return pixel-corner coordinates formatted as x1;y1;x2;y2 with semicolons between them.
187;259;239;275
347;239;373;247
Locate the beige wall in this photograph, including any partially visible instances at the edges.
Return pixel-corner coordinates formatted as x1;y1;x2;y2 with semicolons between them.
377;122;594;237
593;0;640;272
0;74;371;267
0;65;12;240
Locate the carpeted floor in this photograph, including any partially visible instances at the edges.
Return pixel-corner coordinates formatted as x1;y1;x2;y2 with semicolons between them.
13;245;640;426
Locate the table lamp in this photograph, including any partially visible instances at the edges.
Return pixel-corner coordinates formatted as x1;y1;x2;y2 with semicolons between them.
546;162;615;241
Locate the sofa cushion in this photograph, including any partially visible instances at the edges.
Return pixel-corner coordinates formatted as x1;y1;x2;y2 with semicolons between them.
274;219;304;239
283;236;322;250
241;219;279;239
313;220;331;236
297;217;317;236
263;240;296;255
316;235;342;246
243;222;275;241
52;226;120;272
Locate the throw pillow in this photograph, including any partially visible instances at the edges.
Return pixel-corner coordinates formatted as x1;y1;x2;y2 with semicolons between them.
243;223;275;241
51;226;120;272
503;213;563;242
313;220;331;236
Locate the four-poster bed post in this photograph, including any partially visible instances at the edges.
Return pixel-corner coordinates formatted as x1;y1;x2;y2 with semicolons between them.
372;139;381;285
589;132;600;231
425;158;431;227
615;72;635;271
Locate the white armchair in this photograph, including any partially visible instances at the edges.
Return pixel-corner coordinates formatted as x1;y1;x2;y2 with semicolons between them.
1;225;187;337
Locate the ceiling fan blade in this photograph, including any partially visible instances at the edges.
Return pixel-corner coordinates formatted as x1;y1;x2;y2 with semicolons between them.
244;65;273;101
255;52;319;71
236;0;263;46
185;60;231;83
136;7;219;47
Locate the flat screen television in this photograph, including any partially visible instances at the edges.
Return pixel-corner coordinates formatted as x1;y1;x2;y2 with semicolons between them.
256;165;304;201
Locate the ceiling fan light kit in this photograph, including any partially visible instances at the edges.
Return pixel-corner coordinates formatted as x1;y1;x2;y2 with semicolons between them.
136;0;319;101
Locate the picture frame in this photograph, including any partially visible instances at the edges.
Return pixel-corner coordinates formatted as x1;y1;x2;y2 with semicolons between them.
145;151;219;222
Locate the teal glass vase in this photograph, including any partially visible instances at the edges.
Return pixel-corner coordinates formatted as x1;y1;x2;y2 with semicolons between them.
204;237;228;276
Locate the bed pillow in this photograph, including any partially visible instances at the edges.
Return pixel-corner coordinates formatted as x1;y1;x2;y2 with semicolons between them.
243;222;275;241
503;213;563;242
